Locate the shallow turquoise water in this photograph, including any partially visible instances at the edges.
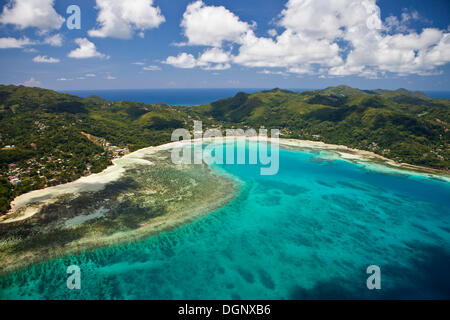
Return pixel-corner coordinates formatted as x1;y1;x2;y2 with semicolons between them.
1;143;449;299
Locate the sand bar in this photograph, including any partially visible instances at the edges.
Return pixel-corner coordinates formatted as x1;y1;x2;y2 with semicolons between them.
1;137;448;224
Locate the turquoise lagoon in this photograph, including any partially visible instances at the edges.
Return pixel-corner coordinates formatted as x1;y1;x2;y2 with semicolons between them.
0;142;449;299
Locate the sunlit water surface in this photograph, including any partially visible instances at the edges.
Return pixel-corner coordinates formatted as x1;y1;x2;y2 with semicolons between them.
1;143;449;299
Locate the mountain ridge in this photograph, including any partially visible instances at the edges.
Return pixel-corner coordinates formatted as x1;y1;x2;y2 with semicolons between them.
0;84;448;214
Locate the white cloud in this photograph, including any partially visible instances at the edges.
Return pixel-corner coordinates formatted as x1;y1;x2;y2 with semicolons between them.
68;38;108;59
143;65;161;71
254;0;450;77
165;48;232;70
132;62;146;65
234;30;342;69
105;75;116;80
43;34;63;47
89;0;165;39
22;77;40;86
268;29;278;37
0;37;33;48
331;28;450;77
0;34;62;50
57;78;73;81
233;0;374;73
280;0;382;40
0;0;64;31
164;52;197;69
170;0;450;78
179;0;253;47
197;47;231;70
385;9;422;34
198;47;230;64
33;55;59;63
258;69;288;76
287;66;315;75
201;63;231;71
85;73;96;77
23;47;37;53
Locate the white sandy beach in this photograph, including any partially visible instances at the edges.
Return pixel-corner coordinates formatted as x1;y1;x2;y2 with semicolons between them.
1;136;448;224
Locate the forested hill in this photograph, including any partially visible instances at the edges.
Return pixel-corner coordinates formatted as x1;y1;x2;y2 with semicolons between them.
0;84;449;214
0;85;212;213
197;85;449;170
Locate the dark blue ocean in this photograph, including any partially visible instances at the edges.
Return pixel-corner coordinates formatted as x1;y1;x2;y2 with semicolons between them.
63;88;450;106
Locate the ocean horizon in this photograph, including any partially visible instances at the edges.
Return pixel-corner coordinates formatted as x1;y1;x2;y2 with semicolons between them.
62;88;450;106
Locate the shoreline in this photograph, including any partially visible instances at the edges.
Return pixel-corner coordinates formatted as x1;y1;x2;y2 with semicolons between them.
0;144;238;276
1;137;448;224
0;171;238;277
0;136;448;277
274;138;450;178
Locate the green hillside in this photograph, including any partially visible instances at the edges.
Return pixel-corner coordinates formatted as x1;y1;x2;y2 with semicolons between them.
0;85;213;213
0;84;448;214
199;86;449;170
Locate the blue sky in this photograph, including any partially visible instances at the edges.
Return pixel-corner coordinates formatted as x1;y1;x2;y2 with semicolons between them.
0;0;449;91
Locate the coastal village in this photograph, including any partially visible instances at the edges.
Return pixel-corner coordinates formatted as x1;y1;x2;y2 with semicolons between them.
80;131;130;159
1;130;130;198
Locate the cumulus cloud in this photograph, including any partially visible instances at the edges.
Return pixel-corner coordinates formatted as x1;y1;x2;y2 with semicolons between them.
0;37;33;48
0;34;62;50
234;0;378;74
330;27;450;76
179;0;253;46
0;0;64;31
247;0;450;77
32;55;59;63
280;0;382;40
164;52;197;69
89;0;165;39
165;48;232;70
68;38;108;59
197;47;231;69
85;73;96;77
385;9;422;34
168;0;450;78
234;30;342;69
0;34;63;52
43;34;63;47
